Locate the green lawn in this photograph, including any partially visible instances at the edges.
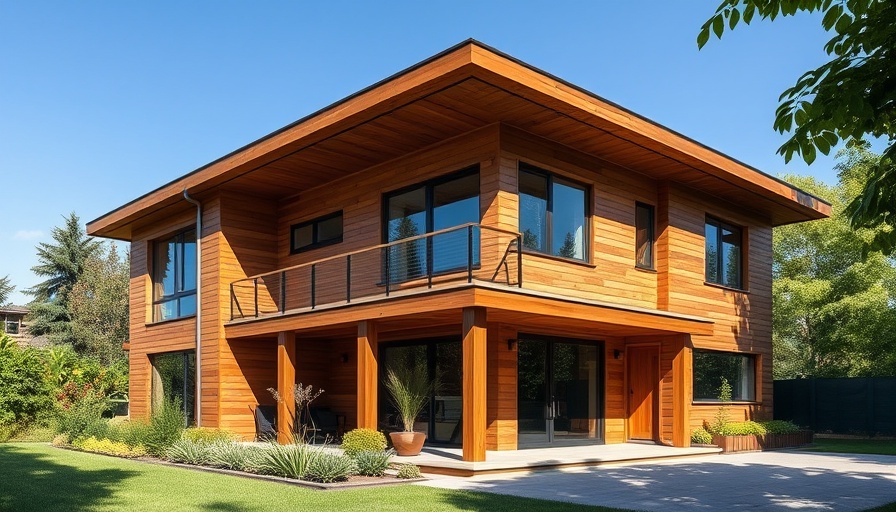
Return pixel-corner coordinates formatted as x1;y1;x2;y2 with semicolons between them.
802;437;896;456
0;443;623;512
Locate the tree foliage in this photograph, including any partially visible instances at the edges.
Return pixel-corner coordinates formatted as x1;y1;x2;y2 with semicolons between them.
68;244;129;365
699;0;896;253
0;276;13;306
27;212;100;304
773;146;896;378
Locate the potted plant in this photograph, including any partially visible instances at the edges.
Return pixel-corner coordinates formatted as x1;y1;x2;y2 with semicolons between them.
384;363;435;456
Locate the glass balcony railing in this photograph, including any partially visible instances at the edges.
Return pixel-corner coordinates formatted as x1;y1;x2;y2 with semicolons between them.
230;223;522;320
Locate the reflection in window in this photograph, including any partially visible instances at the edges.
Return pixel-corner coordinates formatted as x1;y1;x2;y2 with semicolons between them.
693;350;756;402
152;229;197;321
151;350;196;425
519;164;587;261
385;168;480;281
705;217;743;288
290;211;343;253
635;203;655;269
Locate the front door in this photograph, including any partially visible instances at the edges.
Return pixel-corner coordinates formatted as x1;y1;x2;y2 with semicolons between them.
627;345;659;441
518;337;602;447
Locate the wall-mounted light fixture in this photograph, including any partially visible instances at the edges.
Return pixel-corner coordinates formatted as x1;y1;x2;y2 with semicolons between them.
507;339;518;351
340;353;349;363
613;349;623;360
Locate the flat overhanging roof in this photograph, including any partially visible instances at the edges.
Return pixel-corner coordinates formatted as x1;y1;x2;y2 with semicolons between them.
88;39;830;240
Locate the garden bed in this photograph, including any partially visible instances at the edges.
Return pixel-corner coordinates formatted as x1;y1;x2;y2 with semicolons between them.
712;430;814;453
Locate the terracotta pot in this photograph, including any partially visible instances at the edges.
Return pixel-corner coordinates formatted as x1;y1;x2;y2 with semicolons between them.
389;431;426;456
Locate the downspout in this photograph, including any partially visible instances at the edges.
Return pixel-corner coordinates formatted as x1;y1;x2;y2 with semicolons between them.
183;188;202;427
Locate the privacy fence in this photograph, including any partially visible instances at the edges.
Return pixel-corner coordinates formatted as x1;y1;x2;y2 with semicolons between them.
774;377;896;436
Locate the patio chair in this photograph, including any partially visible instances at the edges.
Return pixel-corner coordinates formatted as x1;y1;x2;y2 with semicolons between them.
305;406;343;444
253;404;277;441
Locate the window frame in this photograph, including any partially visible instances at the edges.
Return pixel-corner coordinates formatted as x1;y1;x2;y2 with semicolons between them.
289;210;344;254
704;215;745;290
635;202;655;270
692;349;758;403
151;228;197;323
518;162;591;263
151;350;196;426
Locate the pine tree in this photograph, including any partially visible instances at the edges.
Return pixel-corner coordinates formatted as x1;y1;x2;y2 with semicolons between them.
27;212;99;305
0;276;13;306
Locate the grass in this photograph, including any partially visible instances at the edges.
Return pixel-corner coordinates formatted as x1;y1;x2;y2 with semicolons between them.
802;437;896;456
0;443;624;512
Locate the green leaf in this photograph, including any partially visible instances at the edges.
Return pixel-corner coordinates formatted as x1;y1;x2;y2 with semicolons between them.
729;8;740;29
835;13;852;34
697;27;711;48
743;3;756;23
822;4;842;30
800;138;818;164
815;134;831;155
713;15;725;38
795;108;808;126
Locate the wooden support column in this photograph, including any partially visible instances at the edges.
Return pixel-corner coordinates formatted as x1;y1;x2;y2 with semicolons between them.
357;320;378;430
671;335;692;447
462;307;487;462
277;331;296;444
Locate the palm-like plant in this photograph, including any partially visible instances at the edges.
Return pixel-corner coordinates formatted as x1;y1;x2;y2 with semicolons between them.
384;364;436;432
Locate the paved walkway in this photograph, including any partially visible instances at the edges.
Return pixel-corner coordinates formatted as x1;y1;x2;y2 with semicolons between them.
417;450;896;511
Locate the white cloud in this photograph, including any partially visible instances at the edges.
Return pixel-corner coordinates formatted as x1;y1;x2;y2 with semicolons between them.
13;230;44;240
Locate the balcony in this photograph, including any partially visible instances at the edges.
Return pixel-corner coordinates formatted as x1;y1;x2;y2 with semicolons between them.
229;224;522;321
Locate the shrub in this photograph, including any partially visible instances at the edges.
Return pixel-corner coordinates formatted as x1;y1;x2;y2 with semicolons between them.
396;463;422;479
52;433;69;446
305;452;356;483
341;428;387;456
716;420;767;436
142;398;185;457
182;427;236;444
74;436;147;457
353;449;393;476
57;394;109;441
761;420;801;434
0;346;55;426
690;427;713;445
207;441;263;472
105;419;150;449
165;438;212;465
257;443;323;479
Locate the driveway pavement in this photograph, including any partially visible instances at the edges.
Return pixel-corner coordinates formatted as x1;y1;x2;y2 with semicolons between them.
417;450;896;511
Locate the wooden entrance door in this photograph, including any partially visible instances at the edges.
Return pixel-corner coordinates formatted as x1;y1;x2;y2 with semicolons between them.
627;346;659;441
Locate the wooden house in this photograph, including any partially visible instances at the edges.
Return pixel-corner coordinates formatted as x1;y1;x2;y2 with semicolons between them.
86;40;829;462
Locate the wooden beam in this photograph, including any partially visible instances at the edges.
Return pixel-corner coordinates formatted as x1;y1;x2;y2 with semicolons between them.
462;307;487;462
671;335;692;447
277;331;296;444
357;320;378;430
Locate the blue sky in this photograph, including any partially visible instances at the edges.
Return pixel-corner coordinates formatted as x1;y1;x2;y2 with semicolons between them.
0;1;864;305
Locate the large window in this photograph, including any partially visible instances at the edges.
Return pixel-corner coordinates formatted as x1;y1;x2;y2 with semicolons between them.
290;211;343;253
384;168;480;281
152;229;197;322
705;216;743;289
693;350;756;402
151;350;196;425
519;164;588;261
635;202;655;269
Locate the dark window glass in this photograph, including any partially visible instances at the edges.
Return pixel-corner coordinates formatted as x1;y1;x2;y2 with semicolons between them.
705;217;743;288
151;351;196;425
5;321;19;334
519;164;588;261
384;168;480;281
290;211;343;253
693;350;756;402
153;229;197;322
635;203;655;269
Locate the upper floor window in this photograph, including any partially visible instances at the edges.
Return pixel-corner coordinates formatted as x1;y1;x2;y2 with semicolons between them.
152;229;197;322
291;211;343;253
635;202;655;269
693;350;756;402
384;167;480;280
705;216;743;289
519;164;588;262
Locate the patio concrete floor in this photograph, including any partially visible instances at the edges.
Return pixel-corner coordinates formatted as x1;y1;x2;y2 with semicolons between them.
403;443;722;476
416;449;896;511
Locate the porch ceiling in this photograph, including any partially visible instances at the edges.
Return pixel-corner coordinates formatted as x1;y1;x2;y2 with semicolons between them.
223;284;713;341
88;40;828;241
